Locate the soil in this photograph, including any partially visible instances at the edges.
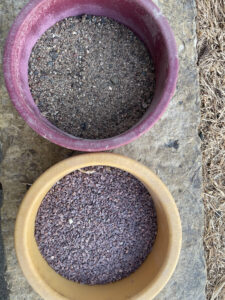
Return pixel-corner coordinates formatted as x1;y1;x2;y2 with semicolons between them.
28;15;155;139
35;166;157;285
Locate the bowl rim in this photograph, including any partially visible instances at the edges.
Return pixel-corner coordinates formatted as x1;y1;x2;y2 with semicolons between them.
4;0;179;152
15;153;182;300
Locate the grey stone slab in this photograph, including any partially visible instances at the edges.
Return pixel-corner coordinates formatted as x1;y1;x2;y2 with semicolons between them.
0;176;9;300
0;0;206;299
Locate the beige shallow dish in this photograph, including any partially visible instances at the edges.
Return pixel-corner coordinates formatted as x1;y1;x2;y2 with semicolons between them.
15;153;182;300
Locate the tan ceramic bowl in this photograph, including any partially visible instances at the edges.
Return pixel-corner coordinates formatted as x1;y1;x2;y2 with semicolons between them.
15;153;182;300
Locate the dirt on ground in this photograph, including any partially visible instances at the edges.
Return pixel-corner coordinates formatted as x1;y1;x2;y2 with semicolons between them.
196;0;225;299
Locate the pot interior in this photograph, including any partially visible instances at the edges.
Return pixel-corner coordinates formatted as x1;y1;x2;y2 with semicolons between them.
10;0;175;143
26;165;172;300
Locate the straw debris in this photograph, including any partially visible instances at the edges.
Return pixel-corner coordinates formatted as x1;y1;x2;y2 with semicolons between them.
196;0;225;298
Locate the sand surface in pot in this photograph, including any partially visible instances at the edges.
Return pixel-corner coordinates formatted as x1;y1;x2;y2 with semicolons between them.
35;166;157;285
28;15;155;139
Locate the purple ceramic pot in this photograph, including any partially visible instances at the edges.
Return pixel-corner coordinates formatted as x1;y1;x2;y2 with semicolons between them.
4;0;178;152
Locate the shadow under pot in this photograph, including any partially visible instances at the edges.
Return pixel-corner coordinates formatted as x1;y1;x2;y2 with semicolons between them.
4;0;178;152
15;153;182;300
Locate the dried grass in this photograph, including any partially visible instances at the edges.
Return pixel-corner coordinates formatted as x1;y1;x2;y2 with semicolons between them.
196;0;225;299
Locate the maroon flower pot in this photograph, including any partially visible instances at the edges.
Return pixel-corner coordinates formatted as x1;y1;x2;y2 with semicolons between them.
4;0;178;152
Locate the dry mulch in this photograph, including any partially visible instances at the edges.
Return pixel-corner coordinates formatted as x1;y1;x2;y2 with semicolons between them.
196;0;225;299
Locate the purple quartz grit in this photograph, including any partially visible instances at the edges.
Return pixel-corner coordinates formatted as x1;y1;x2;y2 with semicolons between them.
35;166;157;285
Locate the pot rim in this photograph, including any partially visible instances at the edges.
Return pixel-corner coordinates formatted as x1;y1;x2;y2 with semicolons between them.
15;153;182;300
4;0;178;152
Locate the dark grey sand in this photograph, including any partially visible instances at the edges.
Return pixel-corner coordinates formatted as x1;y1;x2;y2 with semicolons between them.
35;166;157;285
28;15;155;139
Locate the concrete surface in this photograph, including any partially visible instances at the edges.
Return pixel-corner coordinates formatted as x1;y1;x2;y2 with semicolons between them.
0;0;206;299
